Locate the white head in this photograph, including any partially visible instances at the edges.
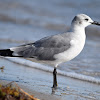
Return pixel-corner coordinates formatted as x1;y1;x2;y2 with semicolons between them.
71;14;100;28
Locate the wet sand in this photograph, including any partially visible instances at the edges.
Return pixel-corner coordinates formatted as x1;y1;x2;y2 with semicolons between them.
0;58;100;100
0;80;60;100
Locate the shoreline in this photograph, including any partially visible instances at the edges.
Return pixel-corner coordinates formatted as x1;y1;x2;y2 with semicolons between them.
0;58;100;100
3;57;100;84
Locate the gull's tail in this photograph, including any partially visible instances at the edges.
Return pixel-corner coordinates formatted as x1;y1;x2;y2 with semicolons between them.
0;49;14;57
0;44;34;58
0;43;36;58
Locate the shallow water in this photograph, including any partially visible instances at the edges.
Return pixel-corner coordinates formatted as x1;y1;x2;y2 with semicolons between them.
0;0;100;82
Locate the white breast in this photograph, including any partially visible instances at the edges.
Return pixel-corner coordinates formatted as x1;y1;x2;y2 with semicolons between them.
54;32;86;64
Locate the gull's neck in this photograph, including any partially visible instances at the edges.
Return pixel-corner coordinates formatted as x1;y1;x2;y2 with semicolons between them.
70;24;85;34
69;24;86;43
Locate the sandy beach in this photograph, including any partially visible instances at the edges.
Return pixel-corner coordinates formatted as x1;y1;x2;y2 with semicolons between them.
0;80;60;100
0;58;100;100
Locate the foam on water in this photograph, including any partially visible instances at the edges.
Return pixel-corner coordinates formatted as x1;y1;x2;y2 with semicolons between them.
5;57;100;84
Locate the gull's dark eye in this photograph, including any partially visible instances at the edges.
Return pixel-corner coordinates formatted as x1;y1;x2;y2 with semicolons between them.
85;18;89;21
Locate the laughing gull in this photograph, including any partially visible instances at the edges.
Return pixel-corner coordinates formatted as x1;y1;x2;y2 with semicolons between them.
0;14;100;89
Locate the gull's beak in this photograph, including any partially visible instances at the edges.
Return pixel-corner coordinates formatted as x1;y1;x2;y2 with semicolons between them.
91;21;100;26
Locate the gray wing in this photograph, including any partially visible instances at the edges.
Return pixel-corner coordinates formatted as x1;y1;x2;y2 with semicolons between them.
11;33;71;60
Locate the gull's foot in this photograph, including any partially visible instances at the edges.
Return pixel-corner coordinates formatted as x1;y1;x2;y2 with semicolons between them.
51;85;58;94
52;87;57;94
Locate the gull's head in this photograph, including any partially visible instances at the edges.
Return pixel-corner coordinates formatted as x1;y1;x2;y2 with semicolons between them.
72;14;100;28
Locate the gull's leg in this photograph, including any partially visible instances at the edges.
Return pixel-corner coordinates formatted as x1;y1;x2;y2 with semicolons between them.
53;68;57;89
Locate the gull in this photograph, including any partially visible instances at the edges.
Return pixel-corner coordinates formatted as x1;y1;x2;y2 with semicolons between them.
0;14;100;89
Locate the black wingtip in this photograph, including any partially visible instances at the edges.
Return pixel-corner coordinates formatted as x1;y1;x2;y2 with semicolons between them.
0;49;13;57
